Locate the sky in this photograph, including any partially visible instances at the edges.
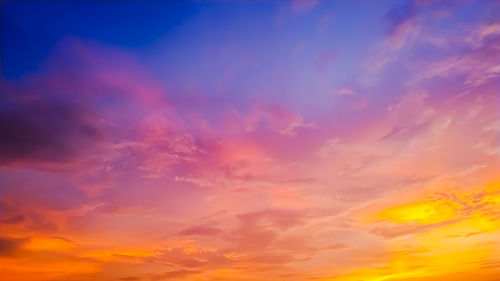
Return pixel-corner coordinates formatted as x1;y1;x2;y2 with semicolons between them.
0;0;500;280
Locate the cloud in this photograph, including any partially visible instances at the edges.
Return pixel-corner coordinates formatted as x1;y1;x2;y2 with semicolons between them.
1;215;25;224
224;208;308;256
412;51;500;88
385;1;418;35
153;270;199;280
337;87;356;96
384;0;421;49
237;208;305;230
466;23;500;47
234;101;314;136
149;247;232;269
115;112;204;179
360;1;423;84
411;22;500;88
178;224;222;236
0;237;27;257
366;185;500;239
0;99;100;165
0;236;81;261
370;220;458;239
119;277;142;281
246;252;298;264
22;236;79;252
1;4;499;280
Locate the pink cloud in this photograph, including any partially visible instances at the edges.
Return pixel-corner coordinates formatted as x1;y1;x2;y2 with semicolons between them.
337;87;356;96
245;101;314;136
178;224;222;236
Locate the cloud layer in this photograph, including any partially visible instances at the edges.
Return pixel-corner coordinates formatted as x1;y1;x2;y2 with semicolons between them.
1;1;500;280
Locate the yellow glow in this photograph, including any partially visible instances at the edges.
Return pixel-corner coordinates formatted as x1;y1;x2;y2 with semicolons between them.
336;185;500;281
484;182;500;193
375;199;461;225
184;246;198;254
482;193;500;205
0;258;98;276
210;268;242;278
22;237;77;252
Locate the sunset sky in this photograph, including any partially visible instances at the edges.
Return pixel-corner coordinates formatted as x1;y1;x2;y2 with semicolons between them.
1;1;500;280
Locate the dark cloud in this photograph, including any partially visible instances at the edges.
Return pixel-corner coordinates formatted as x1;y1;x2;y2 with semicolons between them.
0;98;100;165
0;237;26;257
119;277;142;281
1;215;25;224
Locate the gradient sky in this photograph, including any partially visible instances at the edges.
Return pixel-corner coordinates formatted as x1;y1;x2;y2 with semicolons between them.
1;1;500;280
